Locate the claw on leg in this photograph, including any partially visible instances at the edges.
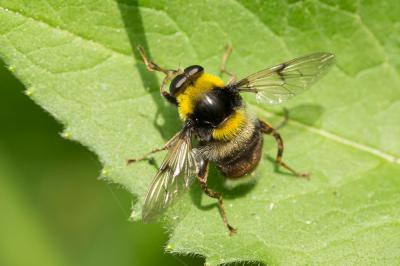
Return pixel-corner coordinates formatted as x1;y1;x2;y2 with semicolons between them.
126;145;168;165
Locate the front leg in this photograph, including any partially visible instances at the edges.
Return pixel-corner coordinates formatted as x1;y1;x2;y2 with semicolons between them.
137;45;179;105
196;158;237;235
219;44;237;85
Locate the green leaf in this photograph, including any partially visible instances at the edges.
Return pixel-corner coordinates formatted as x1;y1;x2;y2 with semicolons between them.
1;0;399;264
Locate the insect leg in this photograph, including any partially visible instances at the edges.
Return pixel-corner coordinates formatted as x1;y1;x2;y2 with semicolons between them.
196;159;237;235
275;107;289;130
259;120;310;178
137;45;179;105
219;44;237;85
126;131;180;164
126;145;168;164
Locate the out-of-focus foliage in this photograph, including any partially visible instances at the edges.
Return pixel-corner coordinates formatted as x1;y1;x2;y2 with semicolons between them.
0;62;202;266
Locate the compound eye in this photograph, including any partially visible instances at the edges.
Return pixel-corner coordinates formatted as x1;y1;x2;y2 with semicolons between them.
169;74;187;96
184;65;204;78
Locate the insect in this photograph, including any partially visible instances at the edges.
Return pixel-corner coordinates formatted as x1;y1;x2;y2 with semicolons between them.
127;45;335;235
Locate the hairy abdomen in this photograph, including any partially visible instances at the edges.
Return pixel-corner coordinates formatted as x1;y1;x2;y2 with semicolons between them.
197;113;263;179
217;130;263;178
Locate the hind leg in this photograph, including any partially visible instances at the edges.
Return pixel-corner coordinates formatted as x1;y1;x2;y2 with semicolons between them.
259;120;309;178
197;159;237;235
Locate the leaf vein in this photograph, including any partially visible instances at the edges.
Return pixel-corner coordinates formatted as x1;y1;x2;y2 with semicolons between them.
254;106;400;163
0;5;132;57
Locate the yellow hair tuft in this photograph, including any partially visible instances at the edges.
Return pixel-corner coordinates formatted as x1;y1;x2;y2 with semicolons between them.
177;73;224;120
212;110;246;141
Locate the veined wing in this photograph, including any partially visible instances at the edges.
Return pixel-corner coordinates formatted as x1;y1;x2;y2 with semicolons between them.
234;53;335;104
142;127;197;221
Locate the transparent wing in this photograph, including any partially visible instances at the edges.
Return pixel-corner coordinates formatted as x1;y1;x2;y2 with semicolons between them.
235;53;335;104
142;128;197;222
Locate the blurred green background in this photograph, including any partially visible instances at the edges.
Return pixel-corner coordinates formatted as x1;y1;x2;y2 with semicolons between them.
0;61;203;266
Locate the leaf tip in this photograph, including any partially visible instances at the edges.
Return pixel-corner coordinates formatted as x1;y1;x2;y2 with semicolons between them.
25;87;35;97
166;244;174;251
61;130;72;140
8;65;16;73
130;209;141;221
268;202;275;211
100;168;109;177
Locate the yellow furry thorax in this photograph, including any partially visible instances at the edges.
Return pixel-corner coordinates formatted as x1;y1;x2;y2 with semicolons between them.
175;72;246;141
176;73;225;120
212;109;246;141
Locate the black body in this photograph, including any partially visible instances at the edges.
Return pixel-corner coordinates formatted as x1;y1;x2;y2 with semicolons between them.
191;88;242;142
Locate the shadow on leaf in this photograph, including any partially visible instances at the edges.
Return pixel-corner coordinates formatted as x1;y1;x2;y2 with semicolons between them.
190;164;258;211
116;0;181;140
286;103;324;126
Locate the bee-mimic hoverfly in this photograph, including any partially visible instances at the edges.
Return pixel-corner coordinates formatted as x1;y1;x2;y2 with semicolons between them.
127;45;335;235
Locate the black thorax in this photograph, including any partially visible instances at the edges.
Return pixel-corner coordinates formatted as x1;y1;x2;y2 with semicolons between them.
191;87;242;142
